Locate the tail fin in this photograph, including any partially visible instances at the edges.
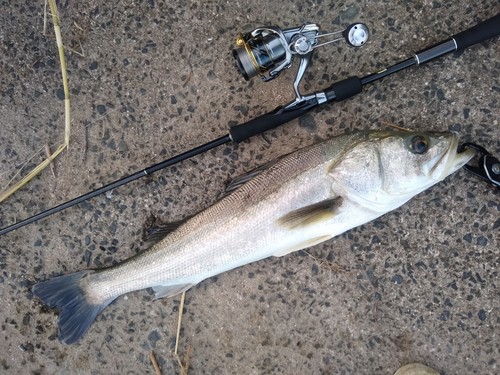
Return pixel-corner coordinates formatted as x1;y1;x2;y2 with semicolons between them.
32;271;114;345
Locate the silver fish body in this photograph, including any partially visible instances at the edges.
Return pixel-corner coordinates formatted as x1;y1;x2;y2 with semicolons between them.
32;130;474;344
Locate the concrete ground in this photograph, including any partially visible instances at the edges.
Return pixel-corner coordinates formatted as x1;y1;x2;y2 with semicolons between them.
0;1;498;374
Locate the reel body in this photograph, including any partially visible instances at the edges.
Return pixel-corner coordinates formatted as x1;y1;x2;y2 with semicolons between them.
233;22;369;82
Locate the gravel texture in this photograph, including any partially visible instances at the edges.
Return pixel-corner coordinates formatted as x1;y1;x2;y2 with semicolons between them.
0;1;498;374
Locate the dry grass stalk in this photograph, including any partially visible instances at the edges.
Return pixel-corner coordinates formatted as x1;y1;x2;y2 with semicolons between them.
176;346;192;375
174;291;191;375
149;351;162;375
174;291;186;356
382;119;412;132
0;0;70;203
44;143;56;177
43;0;48;36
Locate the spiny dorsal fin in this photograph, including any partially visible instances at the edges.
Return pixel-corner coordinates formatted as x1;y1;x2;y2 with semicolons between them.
278;197;343;229
142;219;187;244
222;160;277;197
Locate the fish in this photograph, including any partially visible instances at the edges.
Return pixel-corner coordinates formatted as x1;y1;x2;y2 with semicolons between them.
32;130;474;344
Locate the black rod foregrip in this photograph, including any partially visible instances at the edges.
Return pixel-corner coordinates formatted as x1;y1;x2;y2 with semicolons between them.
452;13;500;50
229;100;317;143
324;76;363;101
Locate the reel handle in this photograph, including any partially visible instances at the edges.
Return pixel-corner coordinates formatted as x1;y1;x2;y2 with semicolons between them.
453;13;500;50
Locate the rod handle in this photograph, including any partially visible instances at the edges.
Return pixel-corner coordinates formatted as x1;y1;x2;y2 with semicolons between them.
324;76;363;101
452;13;500;50
229;100;317;143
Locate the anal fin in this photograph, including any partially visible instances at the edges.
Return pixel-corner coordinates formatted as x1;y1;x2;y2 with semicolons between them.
151;283;194;300
278;197;343;229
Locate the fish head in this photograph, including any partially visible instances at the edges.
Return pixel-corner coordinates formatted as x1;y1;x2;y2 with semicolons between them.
329;131;475;211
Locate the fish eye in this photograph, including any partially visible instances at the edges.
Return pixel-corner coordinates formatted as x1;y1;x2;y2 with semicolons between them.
409;135;429;154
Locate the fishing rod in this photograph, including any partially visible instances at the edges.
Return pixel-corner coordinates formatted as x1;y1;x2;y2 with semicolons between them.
1;14;499;236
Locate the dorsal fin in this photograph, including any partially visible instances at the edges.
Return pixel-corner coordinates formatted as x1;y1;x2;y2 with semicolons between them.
221;155;287;198
142;215;190;245
278;197;343;229
222;159;277;197
143;221;184;243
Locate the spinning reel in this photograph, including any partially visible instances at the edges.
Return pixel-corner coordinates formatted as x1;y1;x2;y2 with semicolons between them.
233;22;369;105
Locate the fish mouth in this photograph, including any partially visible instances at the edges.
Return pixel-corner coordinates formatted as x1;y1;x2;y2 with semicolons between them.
429;133;475;180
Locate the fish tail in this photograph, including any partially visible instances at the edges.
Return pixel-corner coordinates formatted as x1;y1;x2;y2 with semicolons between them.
32;270;114;345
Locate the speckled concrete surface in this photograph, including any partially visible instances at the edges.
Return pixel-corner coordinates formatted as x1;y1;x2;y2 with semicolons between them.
0;1;498;374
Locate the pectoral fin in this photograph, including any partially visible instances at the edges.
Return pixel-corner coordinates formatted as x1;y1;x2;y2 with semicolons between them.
278;197;343;229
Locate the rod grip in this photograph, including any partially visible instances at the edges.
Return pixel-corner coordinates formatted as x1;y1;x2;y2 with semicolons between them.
229;100;317;143
324;76;363;101
452;13;500;50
